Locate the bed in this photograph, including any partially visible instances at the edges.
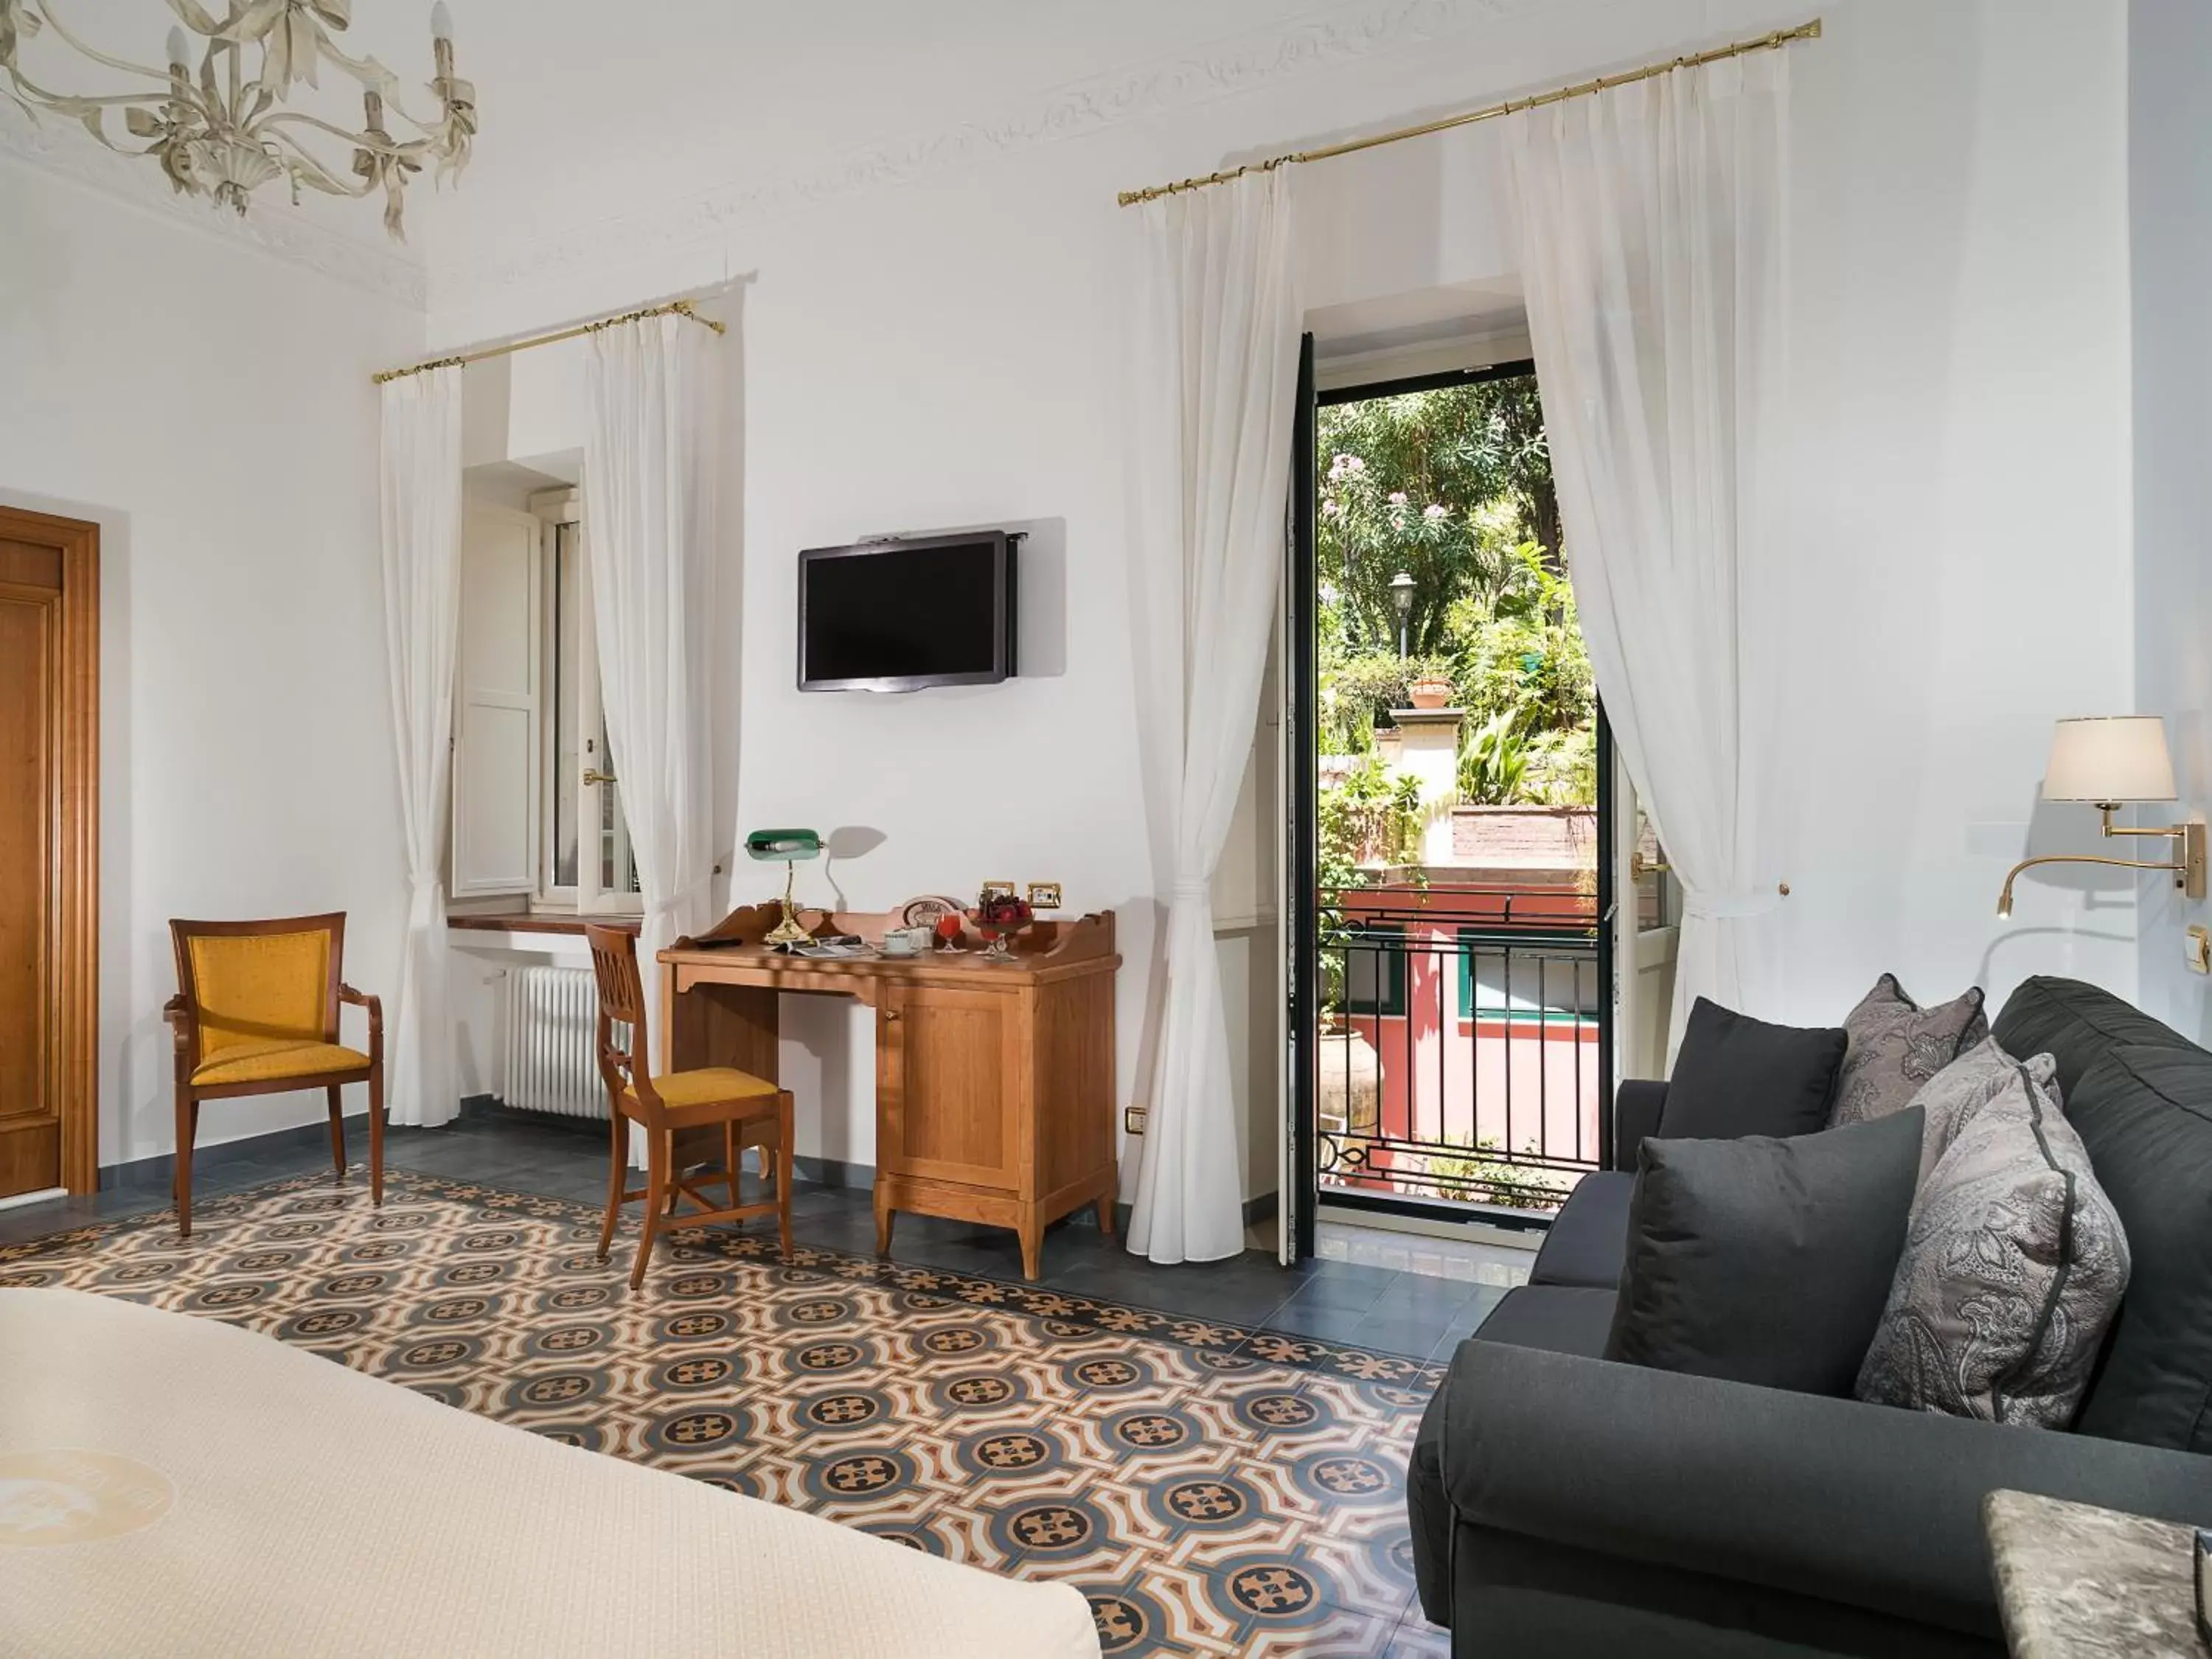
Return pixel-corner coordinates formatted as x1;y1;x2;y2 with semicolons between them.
0;1287;1100;1658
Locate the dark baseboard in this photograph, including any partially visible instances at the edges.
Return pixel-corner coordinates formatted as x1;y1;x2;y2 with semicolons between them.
101;1113;373;1195
793;1155;874;1192
462;1102;881;1195
455;1095;605;1138
1100;1189;1279;1242
100;1093;527;1194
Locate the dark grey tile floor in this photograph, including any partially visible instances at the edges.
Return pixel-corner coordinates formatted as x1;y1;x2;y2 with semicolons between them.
1;1107;1507;1362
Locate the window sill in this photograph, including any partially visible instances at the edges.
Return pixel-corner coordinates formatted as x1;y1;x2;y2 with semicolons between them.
1632;924;1679;971
447;914;639;939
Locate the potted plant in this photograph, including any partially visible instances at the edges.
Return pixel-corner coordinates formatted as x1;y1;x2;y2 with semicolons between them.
1408;673;1455;710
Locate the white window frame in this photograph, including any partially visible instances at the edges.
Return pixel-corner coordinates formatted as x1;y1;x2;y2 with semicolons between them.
450;501;543;900
531;490;641;917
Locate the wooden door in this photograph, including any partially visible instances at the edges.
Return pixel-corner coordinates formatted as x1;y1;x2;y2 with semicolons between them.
876;984;1023;1194
0;507;97;1199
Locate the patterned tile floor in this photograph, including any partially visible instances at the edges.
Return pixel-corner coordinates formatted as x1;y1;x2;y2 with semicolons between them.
0;1163;1456;1657
1;1106;1514;1364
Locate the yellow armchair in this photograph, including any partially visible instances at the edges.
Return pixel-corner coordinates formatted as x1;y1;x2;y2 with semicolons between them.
164;913;384;1238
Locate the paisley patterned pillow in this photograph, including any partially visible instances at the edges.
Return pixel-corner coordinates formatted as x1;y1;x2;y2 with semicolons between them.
1829;973;1989;1127
1855;1058;2129;1428
1902;1035;2058;1186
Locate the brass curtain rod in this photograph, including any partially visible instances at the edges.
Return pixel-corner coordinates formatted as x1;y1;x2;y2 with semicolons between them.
1116;18;1820;207
370;298;726;386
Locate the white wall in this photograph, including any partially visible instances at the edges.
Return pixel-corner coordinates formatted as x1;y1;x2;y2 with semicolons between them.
1774;1;2138;1023
2129;0;2212;1043
0;161;421;1168
430;0;2142;1188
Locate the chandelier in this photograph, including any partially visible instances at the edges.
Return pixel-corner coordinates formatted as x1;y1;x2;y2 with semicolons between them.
0;1;475;240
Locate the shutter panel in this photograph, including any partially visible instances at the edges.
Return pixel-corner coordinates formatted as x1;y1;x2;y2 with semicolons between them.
451;503;540;896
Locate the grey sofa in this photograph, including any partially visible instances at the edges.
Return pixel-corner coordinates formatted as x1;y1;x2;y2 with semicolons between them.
1408;975;2212;1657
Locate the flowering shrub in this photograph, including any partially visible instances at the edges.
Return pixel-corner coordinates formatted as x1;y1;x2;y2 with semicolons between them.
1315;375;1595;810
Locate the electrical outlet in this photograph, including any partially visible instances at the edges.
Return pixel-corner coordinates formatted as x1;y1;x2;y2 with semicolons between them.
2188;925;2211;975
1124;1105;1147;1135
1026;881;1063;911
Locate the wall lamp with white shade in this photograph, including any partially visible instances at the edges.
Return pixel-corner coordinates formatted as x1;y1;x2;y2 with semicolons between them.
1997;716;2207;917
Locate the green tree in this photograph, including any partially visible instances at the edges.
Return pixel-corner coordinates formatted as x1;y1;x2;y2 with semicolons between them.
1314;371;1596;810
1318;377;1557;657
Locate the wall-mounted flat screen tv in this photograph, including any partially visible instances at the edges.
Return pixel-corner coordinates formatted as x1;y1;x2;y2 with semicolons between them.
797;530;1019;692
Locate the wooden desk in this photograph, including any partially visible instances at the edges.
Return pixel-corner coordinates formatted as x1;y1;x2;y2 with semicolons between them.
659;905;1119;1279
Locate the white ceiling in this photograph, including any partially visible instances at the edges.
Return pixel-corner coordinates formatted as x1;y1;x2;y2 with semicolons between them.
6;0;1520;305
395;0;1357;268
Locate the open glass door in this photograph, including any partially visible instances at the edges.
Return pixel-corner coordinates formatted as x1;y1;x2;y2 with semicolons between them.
1286;347;1610;1250
1281;332;1319;1265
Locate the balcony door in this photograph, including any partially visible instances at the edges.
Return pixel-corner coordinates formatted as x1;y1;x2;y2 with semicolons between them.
1284;344;1612;1256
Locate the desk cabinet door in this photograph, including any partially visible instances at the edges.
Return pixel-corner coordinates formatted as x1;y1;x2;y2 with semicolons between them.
877;985;1023;1193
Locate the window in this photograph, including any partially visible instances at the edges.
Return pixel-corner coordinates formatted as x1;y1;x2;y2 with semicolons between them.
1458;932;1600;1021
1341;924;1407;1017
450;492;639;915
542;514;639;910
1631;808;1679;933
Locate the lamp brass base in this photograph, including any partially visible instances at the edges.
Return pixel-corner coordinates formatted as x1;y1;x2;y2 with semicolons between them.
760;858;813;947
763;903;812;947
2183;821;2207;901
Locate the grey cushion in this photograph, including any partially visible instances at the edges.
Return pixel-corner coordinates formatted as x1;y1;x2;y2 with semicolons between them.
1992;975;2203;1099
1857;1059;2129;1428
1899;1036;2060;1186
1530;1172;1634;1289
1474;1284;1620;1359
1831;973;1989;1128
1408;1382;1450;1624
1604;1110;1922;1395
2063;1043;2212;1450
1613;1079;1669;1172
1660;997;1848;1141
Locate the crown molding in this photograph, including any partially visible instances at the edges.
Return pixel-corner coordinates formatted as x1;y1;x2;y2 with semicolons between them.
438;0;1565;314
0;99;426;310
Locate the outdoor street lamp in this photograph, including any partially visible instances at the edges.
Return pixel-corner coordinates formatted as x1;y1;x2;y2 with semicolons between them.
1389;570;1416;659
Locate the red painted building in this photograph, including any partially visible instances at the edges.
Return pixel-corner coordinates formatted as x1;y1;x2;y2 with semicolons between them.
1320;809;1601;1213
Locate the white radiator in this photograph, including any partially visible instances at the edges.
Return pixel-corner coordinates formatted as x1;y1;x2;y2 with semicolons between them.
502;965;608;1119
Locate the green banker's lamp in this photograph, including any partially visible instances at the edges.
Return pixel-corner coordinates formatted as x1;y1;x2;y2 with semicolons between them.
746;827;823;947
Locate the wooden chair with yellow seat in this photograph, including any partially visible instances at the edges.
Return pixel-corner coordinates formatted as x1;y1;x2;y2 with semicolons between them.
163;913;383;1239
585;925;793;1290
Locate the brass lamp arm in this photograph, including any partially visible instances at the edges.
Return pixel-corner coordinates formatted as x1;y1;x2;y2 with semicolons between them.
2006;851;2183;879
2099;804;2182;838
1997;849;2197;917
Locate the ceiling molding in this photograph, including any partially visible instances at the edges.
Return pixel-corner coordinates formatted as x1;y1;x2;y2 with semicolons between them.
0;99;426;309
438;0;1565;314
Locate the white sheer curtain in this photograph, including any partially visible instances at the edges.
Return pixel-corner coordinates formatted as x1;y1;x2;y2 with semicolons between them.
1503;52;1794;1041
1125;170;1303;1265
377;365;465;1127
582;312;721;1069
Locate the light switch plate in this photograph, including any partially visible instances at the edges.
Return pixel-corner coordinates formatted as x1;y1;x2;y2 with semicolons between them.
1124;1105;1147;1135
2188;925;2211;975
1026;881;1063;911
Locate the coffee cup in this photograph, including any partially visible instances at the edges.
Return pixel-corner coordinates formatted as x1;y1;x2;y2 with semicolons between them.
881;929;923;957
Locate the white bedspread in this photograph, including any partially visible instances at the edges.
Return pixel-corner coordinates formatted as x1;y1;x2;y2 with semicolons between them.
0;1288;1099;1658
